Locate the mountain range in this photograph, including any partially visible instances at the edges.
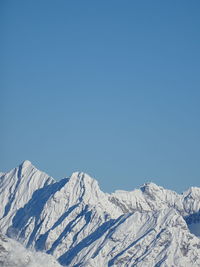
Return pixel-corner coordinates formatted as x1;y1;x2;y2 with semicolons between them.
0;160;200;266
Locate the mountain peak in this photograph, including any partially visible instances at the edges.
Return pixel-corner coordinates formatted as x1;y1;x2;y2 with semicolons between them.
1;162;200;266
140;182;161;193
21;160;32;168
69;171;100;194
184;186;200;199
70;171;96;183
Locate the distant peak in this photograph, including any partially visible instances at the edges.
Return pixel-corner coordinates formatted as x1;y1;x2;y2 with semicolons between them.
70;171;96;183
69;171;100;192
21;160;32;168
184;186;200;198
140;182;161;192
70;171;83;178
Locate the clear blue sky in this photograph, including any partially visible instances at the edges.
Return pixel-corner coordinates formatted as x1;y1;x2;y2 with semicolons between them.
1;0;200;193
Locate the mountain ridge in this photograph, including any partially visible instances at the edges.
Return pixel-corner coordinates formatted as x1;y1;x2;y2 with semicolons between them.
0;160;200;266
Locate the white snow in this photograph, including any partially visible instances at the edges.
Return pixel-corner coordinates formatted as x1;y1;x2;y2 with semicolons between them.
0;233;61;267
0;160;200;267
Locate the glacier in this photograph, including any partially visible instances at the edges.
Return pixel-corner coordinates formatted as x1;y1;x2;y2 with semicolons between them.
0;160;200;266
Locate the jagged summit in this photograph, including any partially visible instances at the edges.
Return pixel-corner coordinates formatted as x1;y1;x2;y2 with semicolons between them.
69;171;100;192
14;160;56;183
140;181;162;191
184;186;200;198
0;162;200;267
21;159;32;168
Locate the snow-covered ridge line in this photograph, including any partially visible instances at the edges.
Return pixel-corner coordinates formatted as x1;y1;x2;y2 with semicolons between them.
0;160;200;266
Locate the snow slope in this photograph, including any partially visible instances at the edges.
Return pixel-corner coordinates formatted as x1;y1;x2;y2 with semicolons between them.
0;161;200;266
0;232;61;267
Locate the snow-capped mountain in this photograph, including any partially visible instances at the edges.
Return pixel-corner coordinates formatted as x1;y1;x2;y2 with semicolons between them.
0;160;200;266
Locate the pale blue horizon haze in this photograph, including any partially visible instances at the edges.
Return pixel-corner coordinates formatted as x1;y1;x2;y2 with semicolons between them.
1;0;200;193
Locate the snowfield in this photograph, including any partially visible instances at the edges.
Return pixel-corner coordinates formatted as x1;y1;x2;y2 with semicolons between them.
0;232;61;267
0;160;200;266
